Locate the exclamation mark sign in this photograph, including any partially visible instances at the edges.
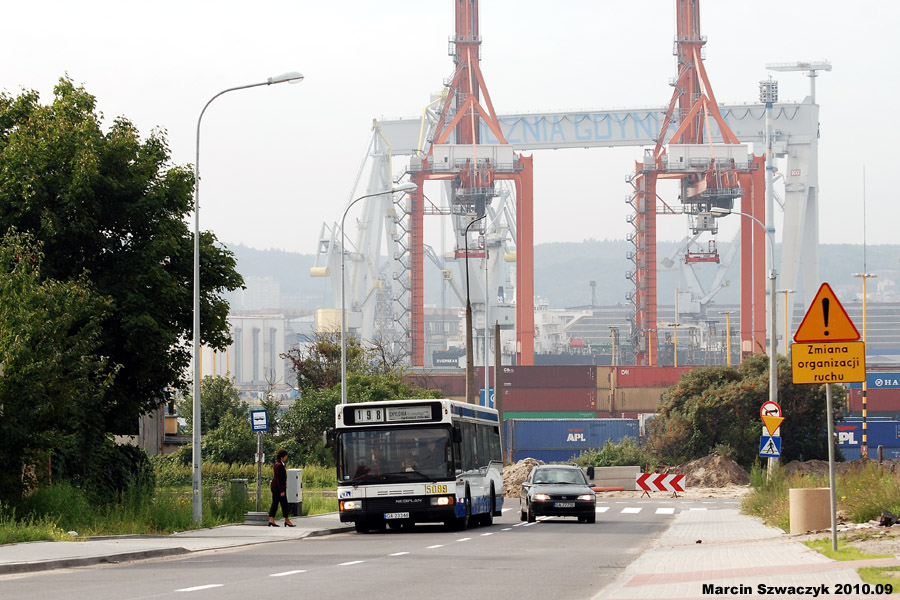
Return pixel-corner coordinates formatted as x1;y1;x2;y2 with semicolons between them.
822;298;830;336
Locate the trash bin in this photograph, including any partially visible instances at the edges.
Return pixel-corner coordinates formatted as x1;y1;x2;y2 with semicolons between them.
230;478;249;505
286;469;303;517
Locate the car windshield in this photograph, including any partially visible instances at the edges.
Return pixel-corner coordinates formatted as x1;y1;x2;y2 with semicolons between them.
533;468;586;485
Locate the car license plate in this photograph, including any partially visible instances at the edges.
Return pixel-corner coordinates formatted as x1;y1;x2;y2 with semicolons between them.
554;502;575;508
384;512;409;519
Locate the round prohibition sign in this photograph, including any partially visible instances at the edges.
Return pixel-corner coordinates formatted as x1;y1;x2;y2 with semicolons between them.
760;400;782;419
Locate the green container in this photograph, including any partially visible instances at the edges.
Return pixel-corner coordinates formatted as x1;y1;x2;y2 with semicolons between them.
502;411;596;420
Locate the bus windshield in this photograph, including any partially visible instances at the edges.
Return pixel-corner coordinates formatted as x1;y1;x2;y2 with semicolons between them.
337;427;452;483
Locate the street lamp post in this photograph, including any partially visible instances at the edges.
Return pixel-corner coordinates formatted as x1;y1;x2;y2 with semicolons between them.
192;71;304;524
464;215;486;404
340;182;418;405
711;207;778;475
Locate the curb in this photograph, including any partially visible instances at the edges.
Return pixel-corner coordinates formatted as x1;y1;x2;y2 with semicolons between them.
0;547;190;575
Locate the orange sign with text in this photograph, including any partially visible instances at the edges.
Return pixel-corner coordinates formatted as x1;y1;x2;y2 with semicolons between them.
793;283;860;343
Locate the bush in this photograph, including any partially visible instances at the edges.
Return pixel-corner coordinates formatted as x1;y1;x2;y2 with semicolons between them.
572;438;654;469
21;481;96;531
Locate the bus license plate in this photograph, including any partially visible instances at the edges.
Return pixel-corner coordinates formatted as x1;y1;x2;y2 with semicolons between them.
384;512;409;519
554;502;575;508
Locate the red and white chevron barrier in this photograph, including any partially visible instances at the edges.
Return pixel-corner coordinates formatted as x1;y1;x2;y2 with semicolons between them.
636;473;685;493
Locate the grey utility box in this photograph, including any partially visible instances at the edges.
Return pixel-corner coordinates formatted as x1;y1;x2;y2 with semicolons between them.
286;468;303;516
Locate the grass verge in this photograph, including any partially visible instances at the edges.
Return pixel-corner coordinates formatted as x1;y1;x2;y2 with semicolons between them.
804;538;899;594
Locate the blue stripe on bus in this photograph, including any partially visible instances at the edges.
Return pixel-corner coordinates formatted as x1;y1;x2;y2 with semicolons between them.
457;406;500;423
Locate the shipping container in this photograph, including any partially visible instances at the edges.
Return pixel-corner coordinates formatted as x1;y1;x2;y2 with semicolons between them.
501;387;596;412
503;411;596;420
613;366;694;388
505;418;639;463
596;389;612;413
596;366;614;390
834;417;900;460
404;372;466;397
845;389;900;414
847;371;900;390
497;365;596;389
613;387;669;412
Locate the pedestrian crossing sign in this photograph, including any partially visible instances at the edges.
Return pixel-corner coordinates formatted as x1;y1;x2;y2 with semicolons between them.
759;436;782;458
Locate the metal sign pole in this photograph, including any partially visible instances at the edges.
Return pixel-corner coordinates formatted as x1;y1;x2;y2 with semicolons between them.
256;431;263;513
825;383;838;551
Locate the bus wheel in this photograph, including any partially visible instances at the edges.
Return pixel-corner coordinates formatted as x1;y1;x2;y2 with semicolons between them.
354;521;369;534
480;486;495;526
455;490;471;530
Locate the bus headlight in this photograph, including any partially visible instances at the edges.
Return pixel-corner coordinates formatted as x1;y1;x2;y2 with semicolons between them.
577;494;596;501
340;500;363;511
430;496;454;506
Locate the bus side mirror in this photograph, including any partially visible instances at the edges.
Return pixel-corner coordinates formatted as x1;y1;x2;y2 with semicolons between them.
452;426;462;444
586;466;595;479
323;428;335;449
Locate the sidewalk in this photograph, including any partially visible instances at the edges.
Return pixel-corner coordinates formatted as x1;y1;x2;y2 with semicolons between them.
0;513;353;575
595;508;900;599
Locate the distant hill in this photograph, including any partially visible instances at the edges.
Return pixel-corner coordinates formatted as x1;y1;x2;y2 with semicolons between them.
224;241;900;311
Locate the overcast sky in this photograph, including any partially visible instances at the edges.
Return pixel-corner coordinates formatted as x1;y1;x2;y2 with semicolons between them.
2;1;897;260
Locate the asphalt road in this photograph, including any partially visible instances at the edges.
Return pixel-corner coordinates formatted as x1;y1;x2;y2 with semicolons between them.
0;497;740;600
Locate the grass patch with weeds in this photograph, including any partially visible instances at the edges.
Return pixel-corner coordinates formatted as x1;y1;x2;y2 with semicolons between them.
803;538;890;561
858;567;900;593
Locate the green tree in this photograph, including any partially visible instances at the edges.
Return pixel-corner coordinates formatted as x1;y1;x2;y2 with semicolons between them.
202;412;256;464
0;230;116;501
0;78;243;434
646;354;843;468
178;375;248;434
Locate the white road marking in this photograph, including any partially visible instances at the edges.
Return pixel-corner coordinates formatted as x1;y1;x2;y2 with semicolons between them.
456;537;471;542
388;552;409;557
339;560;365;566
690;507;708;511
502;527;512;531
622;507;642;514
596;506;610;513
655;507;676;515
176;584;224;592
501;508;512;512
271;570;307;577
480;532;494;536
427;544;444;549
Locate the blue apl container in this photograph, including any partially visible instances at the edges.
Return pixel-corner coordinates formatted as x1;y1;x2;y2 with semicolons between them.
505;418;639;463
836;418;900;460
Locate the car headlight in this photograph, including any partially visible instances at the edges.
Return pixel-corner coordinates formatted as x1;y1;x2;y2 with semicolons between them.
533;493;550;501
577;494;595;501
340;500;362;511
430;496;455;506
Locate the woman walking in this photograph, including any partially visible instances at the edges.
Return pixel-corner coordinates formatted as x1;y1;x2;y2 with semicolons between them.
268;449;295;527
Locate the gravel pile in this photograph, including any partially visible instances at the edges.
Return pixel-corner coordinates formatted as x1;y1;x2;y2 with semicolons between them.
502;458;544;497
678;454;750;487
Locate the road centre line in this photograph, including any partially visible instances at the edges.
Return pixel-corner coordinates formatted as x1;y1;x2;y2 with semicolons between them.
176;584;224;592
480;532;494;536
427;544;444;549
339;560;365;566
271;570;307;577
456;538;471;542
389;552;409;556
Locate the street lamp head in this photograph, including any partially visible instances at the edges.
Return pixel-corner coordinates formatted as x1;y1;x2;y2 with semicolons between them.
709;207;732;216
268;72;305;85
392;182;418;193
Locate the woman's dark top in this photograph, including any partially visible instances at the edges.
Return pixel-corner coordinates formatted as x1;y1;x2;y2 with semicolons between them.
271;460;287;494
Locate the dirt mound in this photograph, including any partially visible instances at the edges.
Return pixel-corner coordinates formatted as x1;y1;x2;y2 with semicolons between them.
784;459;829;477
503;458;544;497
678;454;750;487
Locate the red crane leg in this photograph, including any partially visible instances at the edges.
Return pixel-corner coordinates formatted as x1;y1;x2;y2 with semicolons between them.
515;156;535;365
633;171;658;366
409;179;425;366
749;158;767;353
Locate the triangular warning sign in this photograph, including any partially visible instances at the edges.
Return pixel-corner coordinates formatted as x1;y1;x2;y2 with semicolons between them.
762;415;784;437
793;283;860;343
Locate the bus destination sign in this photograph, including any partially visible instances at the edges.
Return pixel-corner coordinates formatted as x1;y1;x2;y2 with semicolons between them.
351;405;433;424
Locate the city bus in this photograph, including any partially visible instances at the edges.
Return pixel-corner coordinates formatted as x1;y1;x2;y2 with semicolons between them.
326;398;503;533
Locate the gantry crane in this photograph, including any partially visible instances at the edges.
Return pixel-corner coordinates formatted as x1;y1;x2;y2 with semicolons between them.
628;0;766;365
406;0;535;367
